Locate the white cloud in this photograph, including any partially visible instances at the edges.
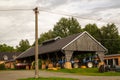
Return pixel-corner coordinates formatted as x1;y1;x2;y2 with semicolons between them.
0;0;36;9
0;0;120;47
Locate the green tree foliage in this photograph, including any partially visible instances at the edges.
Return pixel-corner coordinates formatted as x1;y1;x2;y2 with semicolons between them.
118;36;120;54
0;63;5;70
38;30;54;45
83;24;102;42
0;44;15;52
36;17;82;45
16;39;31;52
32;30;54;45
53;17;82;37
100;23;120;54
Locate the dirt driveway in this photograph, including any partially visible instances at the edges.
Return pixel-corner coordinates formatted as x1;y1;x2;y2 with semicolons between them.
0;70;120;80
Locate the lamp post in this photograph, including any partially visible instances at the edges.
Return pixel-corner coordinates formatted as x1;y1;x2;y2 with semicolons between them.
33;7;39;78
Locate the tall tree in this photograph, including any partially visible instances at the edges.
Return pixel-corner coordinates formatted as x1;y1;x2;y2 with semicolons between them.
100;23;120;54
0;44;15;52
53;17;82;38
16;39;31;52
83;23;102;42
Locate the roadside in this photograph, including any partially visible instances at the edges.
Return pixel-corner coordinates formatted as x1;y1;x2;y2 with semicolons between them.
0;70;120;80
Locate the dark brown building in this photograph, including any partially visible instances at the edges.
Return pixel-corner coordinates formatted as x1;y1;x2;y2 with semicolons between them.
0;52;21;69
104;54;120;67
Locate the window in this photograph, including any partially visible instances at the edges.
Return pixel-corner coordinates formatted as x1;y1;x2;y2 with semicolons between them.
114;58;118;65
104;59;107;64
108;59;113;65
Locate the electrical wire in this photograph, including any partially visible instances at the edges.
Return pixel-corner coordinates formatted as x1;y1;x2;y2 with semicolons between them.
39;9;118;24
0;8;117;24
99;39;120;41
0;8;118;26
0;8;119;46
0;8;103;22
39;9;100;22
0;9;32;11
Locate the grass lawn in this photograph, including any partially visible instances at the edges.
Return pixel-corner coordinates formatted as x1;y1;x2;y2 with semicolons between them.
47;68;120;76
19;77;78;80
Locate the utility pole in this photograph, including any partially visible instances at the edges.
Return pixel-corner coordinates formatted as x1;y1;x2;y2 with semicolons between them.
33;7;39;78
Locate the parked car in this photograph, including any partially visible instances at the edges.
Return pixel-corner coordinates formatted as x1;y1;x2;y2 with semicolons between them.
15;63;30;69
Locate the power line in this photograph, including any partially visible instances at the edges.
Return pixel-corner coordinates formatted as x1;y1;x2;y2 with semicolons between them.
0;9;32;11
39;9;117;24
99;39;120;41
0;8;100;21
0;8;118;24
39;9;95;20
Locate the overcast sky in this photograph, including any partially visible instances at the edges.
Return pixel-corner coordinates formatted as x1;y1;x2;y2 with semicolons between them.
0;0;120;47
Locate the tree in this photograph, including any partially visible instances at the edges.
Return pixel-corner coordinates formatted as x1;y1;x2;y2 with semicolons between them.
83;23;102;42
38;30;54;45
0;44;15;52
36;17;82;45
100;23;120;54
53;17;82;38
16;39;31;52
118;36;120;54
32;30;54;45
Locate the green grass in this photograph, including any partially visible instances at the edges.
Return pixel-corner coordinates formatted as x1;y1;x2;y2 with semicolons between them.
19;77;78;80
48;68;120;76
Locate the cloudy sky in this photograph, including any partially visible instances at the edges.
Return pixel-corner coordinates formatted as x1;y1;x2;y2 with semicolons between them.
0;0;120;47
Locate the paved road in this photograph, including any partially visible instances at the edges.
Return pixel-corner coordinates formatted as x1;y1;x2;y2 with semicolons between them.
0;70;120;80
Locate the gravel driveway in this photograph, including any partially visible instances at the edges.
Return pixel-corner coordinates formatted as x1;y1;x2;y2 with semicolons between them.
0;70;120;80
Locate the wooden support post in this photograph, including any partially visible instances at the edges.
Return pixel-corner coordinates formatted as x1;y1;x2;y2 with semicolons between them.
97;52;105;62
64;51;73;69
106;59;108;65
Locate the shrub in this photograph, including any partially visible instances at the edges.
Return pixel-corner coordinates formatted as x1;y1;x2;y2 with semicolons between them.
0;63;6;70
31;59;42;69
38;59;42;69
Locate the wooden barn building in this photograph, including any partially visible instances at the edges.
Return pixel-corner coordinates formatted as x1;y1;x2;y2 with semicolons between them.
17;31;107;69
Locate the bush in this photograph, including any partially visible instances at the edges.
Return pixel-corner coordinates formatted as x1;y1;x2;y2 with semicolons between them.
38;59;42;69
0;63;6;70
31;59;42;69
31;61;35;69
